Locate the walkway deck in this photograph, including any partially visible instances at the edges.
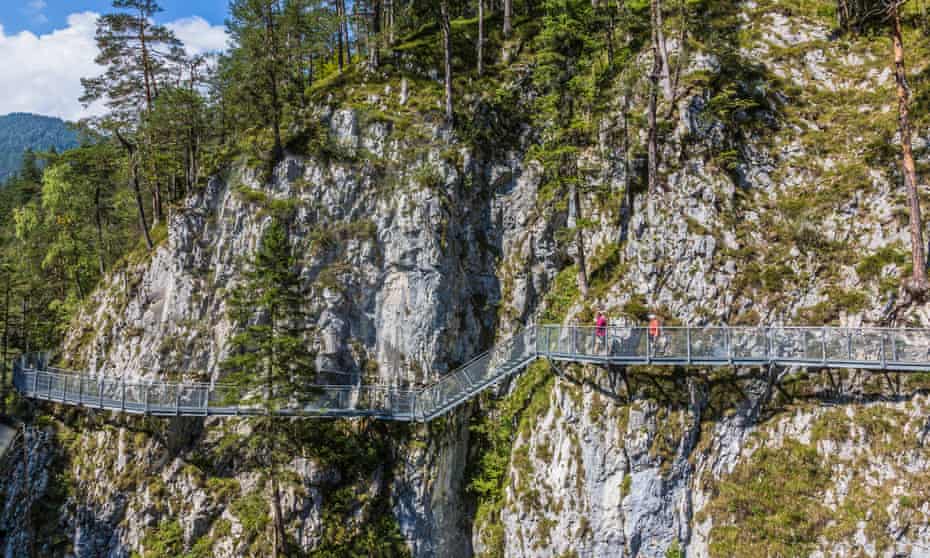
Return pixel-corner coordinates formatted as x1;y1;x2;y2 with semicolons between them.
12;325;930;422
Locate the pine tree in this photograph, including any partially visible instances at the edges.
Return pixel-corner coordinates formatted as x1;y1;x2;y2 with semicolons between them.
81;0;183;248
80;0;182;117
226;0;288;162
19;150;41;185
222;217;315;557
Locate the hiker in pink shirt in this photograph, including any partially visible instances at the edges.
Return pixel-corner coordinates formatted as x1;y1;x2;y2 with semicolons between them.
595;311;608;353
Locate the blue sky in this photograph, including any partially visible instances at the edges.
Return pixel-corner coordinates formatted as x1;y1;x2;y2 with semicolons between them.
2;0;229;35
0;2;229;120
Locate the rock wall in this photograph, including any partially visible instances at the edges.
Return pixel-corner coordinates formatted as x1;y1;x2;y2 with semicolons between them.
4;2;930;557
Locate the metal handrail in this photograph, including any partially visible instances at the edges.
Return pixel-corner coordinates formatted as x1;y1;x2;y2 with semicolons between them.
12;324;930;422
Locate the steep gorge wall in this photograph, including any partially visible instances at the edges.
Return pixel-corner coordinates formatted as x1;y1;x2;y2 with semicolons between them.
3;3;930;557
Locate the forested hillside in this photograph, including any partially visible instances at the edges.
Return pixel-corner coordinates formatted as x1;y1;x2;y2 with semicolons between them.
2;0;930;557
0;113;78;181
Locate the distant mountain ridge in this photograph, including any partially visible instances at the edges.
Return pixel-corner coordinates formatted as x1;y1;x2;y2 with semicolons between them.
0;113;79;181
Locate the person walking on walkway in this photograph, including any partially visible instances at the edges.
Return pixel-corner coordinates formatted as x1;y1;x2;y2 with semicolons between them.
595;311;608;353
648;314;662;357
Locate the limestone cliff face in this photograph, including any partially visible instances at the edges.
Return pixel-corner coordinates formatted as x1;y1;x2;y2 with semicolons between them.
4;3;930;558
64;112;504;387
41;107;518;557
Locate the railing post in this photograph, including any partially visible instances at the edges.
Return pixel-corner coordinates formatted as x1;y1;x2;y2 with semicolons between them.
761;327;767;362
98;379;104;410
121;378;126;412
686;326;692;365
570;324;576;355
144;382;150;415
725;326;732;364
176;386;182;416
78;375;83;406
646;329;652;364
891;332;898;363
765;327;778;364
821;326;827;364
32;367;38;395
846;329;852;361
880;333;887;369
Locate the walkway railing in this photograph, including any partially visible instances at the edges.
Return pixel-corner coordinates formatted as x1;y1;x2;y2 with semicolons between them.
11;325;930;421
538;325;930;371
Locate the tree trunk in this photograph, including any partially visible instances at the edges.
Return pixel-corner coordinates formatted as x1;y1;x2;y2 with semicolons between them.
152;180;164;225
369;0;382;70
387;0;395;44
265;4;284;162
132;159;154;249
837;0;850;31
1;285;8;416
115;130;154;249
477;0;484;76
891;4;928;292
503;0;513;37
94;184;105;275
570;180;589;297
647;58;659;194
341;0;351;63
336;0;345;70
21;299;27;355
23;425;35;558
270;471;286;557
652;0;674;102
606;8;615;67
441;1;454;124
138;9;154;112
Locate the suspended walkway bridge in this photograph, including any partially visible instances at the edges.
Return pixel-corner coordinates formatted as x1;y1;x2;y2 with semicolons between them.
12;325;930;422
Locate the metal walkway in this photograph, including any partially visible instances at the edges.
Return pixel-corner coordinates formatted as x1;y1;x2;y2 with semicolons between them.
12;325;930;422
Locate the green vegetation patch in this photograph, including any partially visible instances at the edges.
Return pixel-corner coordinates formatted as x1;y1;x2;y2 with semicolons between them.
467;360;555;557
703;439;833;557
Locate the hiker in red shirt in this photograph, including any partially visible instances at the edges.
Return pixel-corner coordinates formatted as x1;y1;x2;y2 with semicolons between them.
648;314;661;356
648;314;661;339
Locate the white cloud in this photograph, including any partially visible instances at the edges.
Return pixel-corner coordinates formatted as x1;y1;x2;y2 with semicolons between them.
0;13;228;122
0;12;102;121
166;16;229;56
27;0;47;10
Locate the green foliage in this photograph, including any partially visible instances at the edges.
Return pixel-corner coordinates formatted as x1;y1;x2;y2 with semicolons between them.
621;294;651;321
311;484;411;558
705;439;832;557
231;492;271;549
856;245;910;291
796;287;868;324
467;360;554;557
139;519;184;558
665;540;684;558
540;265;581;322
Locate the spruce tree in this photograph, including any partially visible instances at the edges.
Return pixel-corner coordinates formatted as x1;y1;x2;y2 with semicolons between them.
222;216;315;557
